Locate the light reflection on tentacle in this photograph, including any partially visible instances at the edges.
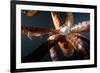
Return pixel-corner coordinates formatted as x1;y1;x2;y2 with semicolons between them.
27;32;33;40
71;21;90;33
50;47;59;61
21;26;59;39
48;35;60;61
51;12;63;30
64;12;73;29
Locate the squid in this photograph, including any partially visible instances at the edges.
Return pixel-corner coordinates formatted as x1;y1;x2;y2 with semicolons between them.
21;10;90;62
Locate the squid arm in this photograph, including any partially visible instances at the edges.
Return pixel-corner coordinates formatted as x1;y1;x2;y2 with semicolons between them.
64;12;73;29
51;12;63;30
22;10;38;16
70;21;90;33
48;35;59;61
21;26;59;38
75;33;90;43
49;47;59;61
22;35;63;62
75;44;90;59
66;33;90;59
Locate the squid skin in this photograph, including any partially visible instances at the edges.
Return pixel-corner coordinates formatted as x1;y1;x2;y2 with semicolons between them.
75;33;90;43
22;10;38;16
75;44;90;59
50;47;59;61
64;12;73;29
51;12;63;30
73;37;89;58
71;21;90;33
21;26;59;38
48;35;60;61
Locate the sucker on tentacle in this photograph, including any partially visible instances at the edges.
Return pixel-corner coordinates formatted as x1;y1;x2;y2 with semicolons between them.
21;26;59;38
70;21;90;33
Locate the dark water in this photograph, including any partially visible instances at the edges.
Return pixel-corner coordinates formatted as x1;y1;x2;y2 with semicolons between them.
21;10;90;62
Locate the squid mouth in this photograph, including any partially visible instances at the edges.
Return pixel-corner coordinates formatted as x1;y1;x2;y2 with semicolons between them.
48;24;70;40
59;24;70;36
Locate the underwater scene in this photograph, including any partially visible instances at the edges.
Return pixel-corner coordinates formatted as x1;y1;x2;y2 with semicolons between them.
21;10;90;63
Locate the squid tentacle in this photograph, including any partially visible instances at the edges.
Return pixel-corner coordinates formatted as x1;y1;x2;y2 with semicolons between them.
71;21;90;33
75;33;90;43
21;26;59;38
66;33;90;59
49;47;59;61
64;12;73;29
48;35;59;61
22;10;38;16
